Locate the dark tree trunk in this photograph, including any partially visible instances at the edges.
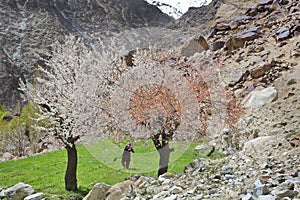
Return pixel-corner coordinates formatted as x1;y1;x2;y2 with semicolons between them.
152;133;174;177
157;144;173;176
65;145;78;191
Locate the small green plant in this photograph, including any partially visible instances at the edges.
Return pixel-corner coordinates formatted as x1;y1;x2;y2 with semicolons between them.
285;129;298;141
209;151;226;160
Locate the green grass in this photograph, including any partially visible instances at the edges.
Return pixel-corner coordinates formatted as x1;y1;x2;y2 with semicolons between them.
0;140;214;199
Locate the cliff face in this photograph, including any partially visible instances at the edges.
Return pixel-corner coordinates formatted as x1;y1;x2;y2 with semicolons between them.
0;0;173;110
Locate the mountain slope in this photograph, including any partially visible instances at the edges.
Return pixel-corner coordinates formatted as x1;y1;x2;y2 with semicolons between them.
0;0;173;110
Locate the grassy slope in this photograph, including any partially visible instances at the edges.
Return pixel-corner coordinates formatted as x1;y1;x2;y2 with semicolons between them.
0;140;201;199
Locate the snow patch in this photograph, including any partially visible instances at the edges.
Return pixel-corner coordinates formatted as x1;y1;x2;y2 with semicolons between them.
145;0;212;19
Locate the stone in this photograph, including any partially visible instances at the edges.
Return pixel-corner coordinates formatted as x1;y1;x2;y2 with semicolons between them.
250;60;275;79
105;180;133;200
241;193;252;200
4;182;34;200
197;36;209;50
24;192;45;200
83;183;111;200
226;27;261;51
225;37;246;51
208;188;219;195
181;36;208;57
253;180;269;198
243;136;274;152
242;87;278;109
290;132;300;147
153;191;169;199
159;172;175;180
225;174;236;180
228;70;250;87
276;27;291;41
259;0;273;5
170;186;183;194
211;41;225;51
1;152;13;162
287;79;297;85
215;21;231;31
0;188;5;198
221;166;234;175
258;195;276;200
275;190;299;199
236;30;260;41
164;194;177;200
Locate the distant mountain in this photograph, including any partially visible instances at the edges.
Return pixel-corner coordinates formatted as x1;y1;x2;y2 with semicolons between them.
0;0;173;110
145;0;212;19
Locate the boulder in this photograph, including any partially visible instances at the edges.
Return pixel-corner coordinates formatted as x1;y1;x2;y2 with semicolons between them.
4;182;34;200
242;87;278;109
242;136;274;152
83;183;111;200
181;36;209;57
105;180;133;200
250;60;275;79
24;192;45;200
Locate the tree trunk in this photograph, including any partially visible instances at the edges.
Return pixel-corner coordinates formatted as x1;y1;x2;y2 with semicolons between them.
65;145;78;191
157;144;172;176
152;134;174;177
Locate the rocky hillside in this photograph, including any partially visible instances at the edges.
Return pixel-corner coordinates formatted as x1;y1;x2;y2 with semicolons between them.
82;0;300;199
0;0;173;110
1;0;299;199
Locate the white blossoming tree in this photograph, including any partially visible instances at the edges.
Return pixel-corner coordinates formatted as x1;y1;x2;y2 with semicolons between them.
19;35;115;190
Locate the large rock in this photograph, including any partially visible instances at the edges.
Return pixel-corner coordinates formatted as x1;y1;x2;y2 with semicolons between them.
250;60;275;79
242;87;278;109
4;182;34;200
105;180;134;200
83;183;111;200
181;36;209;57
242;136;274;152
